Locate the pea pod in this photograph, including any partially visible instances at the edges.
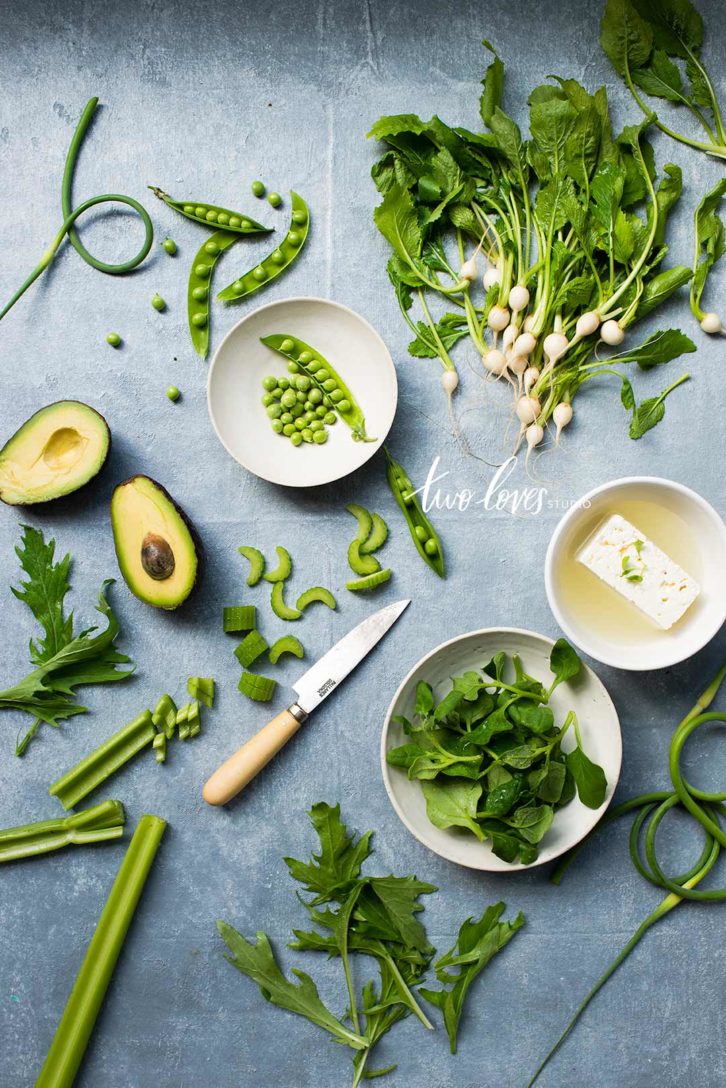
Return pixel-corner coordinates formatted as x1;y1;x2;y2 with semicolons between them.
188;229;239;358
148;187;270;234
385;450;445;578
260;333;373;443
217;191;310;302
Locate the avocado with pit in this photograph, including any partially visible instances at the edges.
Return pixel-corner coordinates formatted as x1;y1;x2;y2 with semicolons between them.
0;401;110;505
111;475;199;610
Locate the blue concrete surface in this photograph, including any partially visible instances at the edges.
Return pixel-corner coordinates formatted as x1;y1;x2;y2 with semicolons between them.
1;1;725;1085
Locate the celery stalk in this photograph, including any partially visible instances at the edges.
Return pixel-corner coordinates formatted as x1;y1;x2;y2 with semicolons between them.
35;813;167;1088
49;711;156;811
0;800;125;864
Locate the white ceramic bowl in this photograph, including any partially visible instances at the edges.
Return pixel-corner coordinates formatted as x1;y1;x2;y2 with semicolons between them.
545;477;726;671
207;297;397;487
381;627;621;872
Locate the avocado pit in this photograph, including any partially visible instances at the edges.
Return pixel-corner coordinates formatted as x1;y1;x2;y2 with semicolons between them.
141;532;175;580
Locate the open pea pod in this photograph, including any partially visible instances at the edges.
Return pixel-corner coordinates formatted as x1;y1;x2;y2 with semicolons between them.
385;450;445;578
188;230;240;358
149;187;270;234
217;191;310;302
260;332;373;442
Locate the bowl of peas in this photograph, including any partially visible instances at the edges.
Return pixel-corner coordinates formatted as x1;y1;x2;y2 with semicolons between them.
208;297;398;487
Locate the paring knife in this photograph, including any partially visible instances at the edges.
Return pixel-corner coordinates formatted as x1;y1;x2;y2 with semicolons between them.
203;598;410;805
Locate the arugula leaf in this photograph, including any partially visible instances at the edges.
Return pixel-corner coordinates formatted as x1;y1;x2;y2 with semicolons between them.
284;802;372;904
11;525;73;662
420;903;524;1053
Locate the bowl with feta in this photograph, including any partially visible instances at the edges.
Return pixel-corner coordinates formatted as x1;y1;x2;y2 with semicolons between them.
545;477;726;671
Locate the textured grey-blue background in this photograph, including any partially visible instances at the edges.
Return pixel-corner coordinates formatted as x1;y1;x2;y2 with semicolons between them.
1;1;725;1085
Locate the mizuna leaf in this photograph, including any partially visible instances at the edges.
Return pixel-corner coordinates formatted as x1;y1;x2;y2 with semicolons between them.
284;801;372;903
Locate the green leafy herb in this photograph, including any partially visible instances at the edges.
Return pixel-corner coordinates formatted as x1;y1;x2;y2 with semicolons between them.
0;526;133;756
218;802;523;1086
626;372;690;438
690;178;726;324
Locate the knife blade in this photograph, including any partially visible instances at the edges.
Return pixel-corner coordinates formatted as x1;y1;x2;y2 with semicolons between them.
202;598;410;805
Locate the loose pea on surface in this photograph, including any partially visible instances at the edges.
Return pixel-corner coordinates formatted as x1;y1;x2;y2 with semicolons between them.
281;412;294;424
291;402;304;418
290;432;303;446
162;237;177;255
324;411;336;425
313;429;328;444
272;387;283;400
262;376;278;391
301;428;313;443
294;418;306;431
295;375;311;392
304;411;315;422
251;180;265;197
296;390;306;403
283;423;295;436
271;418;284;433
304;400;314;412
281;390;297;409
267;403;282;419
151;293;166;311
106;332;122;347
315;406;327;419
166;385;181;402
278;377;290;390
262;394;274;407
309;419;324;432
267;191;282;207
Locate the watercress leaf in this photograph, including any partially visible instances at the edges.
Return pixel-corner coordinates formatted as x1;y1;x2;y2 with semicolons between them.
217;924;366;1050
489;831;521;863
535;761;567;804
453;671;484;701
510;804;554;843
487;764;512;789
600;0;654;78
421;779;484;839
284;802;372;903
508;704;555;735
566;747;608;808
467;708;514;747
632;49;684;101
483;778;522;818
434;687;465;722
460;689;495;727
549;638;582;691
502;743;542;770
386;743;420;769
517;841;539;865
611;327;696;369
373;183;424;265
480;40;505;127
415;681;434;717
482;652;507;682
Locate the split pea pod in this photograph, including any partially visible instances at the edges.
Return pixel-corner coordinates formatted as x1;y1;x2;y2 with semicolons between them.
188;230;239;358
385;450;445;578
260;332;373;442
217;191;310;302
148;187;271;234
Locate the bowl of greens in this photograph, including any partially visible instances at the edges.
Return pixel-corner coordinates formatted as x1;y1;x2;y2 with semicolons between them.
381;628;621;871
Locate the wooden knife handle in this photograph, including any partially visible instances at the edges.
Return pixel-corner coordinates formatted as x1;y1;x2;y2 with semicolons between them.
202;705;306;806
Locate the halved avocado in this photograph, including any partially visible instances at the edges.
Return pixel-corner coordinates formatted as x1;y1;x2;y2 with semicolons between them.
111;476;199;610
0;401;110;505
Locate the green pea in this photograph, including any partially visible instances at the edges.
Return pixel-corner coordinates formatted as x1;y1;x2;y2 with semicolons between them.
272;387;283;400
288;231;302;246
324;411;337;425
217;212;229;224
278;377;290;390
240;219;252;230
291;402;304;418
252;266;267;282
294;418;306;431
309;419;324;432
315;406;327;419
414;526;428;542
206;210;218;222
229;216;241;228
262;375;278;391
281;390;297;409
183;204;195;214
316;368;329;381
195;263;211;278
162;237;177;255
270;249;285;264
267;191;282;207
295;375;311;392
192;286;208;302
424;538;438;556
232;279;244;292
337;398;351;413
283;423;295;436
329;388;344;402
304;400;314;412
205;241;220;254
304;411;315;422
323;379;337;393
313;429;328;444
105;332;121;347
191;312;207;327
301;428;313;443
195;206;206;217
296;390;306;402
271;418;284;434
290;431;303;446
151;293;166;311
323;396;333;408
287;361;300;374
292;209;307;225
252;180;265;198
166;385;180;402
281;412;293;425
298;350;313;364
308;388;323;404
267;403;282;419
281;338;295;352
261;394;274;407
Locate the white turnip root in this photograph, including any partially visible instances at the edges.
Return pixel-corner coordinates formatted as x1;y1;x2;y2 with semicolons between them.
508;285;530;312
487;305;510;332
700;312;724;334
483;265;501;290
600;319;625;345
516;395;541;424
553;402;573;443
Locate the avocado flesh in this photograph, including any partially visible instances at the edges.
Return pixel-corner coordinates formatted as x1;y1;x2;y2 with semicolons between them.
0;401;110;505
111;475;198;610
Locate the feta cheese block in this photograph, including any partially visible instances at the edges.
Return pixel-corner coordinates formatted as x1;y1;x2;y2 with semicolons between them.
576;513;699;630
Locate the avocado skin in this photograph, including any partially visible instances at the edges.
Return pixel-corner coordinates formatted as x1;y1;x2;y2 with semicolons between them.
0;400;111;506
110;475;202;610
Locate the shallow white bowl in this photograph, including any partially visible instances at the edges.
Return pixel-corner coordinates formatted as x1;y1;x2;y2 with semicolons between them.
545;477;726;671
381;627;621;872
207;297;397;488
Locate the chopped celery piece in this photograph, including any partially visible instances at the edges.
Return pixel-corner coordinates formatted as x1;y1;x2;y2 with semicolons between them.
263;545;293;583
187;676;215;708
346;569;393;592
49;712;156;811
0;800;125;865
152;694;178;739
223;605;257;633
238;545;266;586
235;631;269;668
268;636;305;664
296;586;337;612
270;581;301;620
238;672;277;702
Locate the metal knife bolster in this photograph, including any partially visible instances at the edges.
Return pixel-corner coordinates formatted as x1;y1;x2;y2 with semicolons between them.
288;703;309;724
